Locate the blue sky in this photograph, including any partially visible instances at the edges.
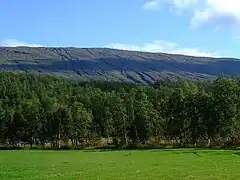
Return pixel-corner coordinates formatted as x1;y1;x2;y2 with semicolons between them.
0;0;240;57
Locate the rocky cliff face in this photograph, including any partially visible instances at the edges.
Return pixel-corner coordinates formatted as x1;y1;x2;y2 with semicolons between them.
0;46;239;84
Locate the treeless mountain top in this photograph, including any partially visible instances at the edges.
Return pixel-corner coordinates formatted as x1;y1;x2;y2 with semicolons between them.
0;47;239;84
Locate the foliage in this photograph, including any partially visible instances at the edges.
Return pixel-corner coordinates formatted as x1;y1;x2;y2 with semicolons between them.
1;72;240;148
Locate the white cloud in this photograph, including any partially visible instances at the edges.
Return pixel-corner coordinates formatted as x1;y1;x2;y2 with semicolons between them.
144;0;161;9
191;0;240;28
144;0;199;10
172;0;199;8
0;39;42;47
106;40;221;57
191;9;212;28
144;0;240;28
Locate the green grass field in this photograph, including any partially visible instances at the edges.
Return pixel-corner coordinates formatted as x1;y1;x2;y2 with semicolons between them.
0;149;240;180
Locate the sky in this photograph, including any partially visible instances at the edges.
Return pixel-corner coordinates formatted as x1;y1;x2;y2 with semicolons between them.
1;0;240;57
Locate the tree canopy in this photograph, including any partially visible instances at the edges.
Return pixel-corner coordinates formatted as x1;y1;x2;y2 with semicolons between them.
0;72;240;148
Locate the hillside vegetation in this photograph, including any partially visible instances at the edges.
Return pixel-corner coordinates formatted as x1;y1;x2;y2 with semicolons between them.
1;72;240;148
1;47;240;83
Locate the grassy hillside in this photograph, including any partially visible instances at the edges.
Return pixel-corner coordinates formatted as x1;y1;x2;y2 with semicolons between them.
0;47;240;83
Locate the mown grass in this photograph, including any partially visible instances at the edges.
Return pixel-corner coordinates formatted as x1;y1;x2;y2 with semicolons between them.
0;149;240;180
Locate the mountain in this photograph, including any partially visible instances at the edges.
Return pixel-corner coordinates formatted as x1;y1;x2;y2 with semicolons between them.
0;46;240;84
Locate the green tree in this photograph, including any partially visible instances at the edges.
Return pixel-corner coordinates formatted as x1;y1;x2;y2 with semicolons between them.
70;102;93;146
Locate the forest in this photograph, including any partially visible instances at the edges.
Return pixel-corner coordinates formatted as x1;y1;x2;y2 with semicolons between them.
0;71;240;149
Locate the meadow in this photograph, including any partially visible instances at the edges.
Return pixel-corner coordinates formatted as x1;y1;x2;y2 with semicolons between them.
0;149;240;180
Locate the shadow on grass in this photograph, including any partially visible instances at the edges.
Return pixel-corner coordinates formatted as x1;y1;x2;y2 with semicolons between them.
1;145;240;154
0;146;24;150
233;151;240;155
83;146;240;154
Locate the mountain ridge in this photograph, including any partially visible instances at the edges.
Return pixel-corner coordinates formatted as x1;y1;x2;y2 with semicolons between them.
0;46;239;84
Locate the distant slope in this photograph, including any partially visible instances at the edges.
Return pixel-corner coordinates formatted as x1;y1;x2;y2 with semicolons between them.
0;46;240;84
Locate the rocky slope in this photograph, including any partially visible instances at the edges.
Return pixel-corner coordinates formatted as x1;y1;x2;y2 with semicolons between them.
0;46;239;84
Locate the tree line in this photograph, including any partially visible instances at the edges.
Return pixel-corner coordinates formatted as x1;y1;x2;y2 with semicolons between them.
0;71;240;149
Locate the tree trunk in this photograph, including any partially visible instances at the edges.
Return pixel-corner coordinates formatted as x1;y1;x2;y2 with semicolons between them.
41;141;45;148
124;132;128;146
107;134;110;144
207;138;211;147
179;138;182;148
70;139;74;147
